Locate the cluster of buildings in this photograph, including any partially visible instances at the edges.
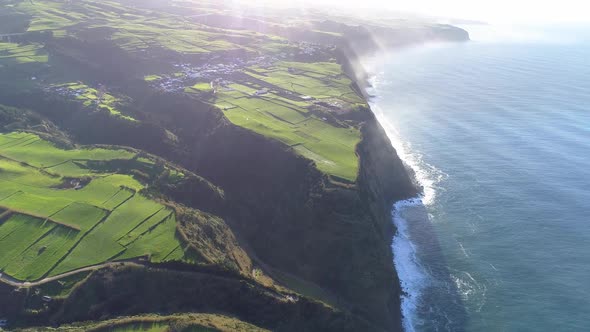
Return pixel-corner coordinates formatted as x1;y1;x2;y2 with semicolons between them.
146;41;322;96
148;62;239;93
297;42;321;56
147;53;281;93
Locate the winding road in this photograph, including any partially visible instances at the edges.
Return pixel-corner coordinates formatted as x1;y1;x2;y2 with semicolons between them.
0;258;294;304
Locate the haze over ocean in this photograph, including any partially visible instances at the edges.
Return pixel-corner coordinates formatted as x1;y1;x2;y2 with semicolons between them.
368;26;590;331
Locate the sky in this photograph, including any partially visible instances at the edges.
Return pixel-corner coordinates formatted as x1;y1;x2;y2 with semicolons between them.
258;0;590;24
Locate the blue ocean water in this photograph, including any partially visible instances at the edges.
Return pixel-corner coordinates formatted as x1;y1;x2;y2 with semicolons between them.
369;27;590;331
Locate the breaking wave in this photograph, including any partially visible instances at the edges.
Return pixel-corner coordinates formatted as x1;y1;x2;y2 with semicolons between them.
368;75;450;331
391;197;429;332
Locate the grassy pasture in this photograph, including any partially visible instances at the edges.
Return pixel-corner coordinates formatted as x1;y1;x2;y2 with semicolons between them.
10;0;289;58
119;214;183;262
144;74;162;82
16;1;82;33
0;132;186;281
3;224;80;280
118;209;172;247
1;191;71;217
103;187;135;210
0;214;53;270
0;42;48;65
215;61;363;181
185;82;214;95
0;134;135;168
51;202;108;231
46;160;94;177
48;82;136;121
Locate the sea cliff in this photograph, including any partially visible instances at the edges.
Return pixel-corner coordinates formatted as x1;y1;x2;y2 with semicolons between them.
0;8;469;329
336;23;470;329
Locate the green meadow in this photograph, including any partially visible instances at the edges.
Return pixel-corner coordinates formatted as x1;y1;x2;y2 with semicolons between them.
213;62;364;181
48;82;136;121
11;0;290;56
0;132;185;281
0;42;48;65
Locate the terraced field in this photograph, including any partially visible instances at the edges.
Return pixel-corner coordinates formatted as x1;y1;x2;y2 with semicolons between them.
0;132;184;281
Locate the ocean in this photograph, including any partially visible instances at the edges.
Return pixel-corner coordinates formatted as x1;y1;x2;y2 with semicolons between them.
367;25;590;331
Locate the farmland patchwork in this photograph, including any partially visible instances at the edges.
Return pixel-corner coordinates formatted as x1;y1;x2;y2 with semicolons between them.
0;132;184;281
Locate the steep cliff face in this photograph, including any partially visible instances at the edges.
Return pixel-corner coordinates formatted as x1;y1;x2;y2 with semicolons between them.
183;105;418;331
109;94;419;330
353;111;419;329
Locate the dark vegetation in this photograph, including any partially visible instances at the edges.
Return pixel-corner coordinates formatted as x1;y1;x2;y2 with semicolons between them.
46;266;378;332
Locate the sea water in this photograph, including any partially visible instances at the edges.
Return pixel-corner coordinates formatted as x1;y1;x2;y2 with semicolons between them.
369;25;590;331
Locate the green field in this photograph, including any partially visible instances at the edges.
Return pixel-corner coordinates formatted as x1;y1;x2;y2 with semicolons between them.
212;61;364;181
0;132;185;281
10;0;290;57
0;42;48;65
48;82;136;121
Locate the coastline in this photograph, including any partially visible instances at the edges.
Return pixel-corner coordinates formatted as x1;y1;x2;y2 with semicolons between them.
365;77;426;332
368;94;428;332
360;37;590;331
351;32;471;330
349;60;423;330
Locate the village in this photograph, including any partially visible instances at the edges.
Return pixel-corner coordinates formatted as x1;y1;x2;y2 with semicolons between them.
147;55;277;93
146;41;322;94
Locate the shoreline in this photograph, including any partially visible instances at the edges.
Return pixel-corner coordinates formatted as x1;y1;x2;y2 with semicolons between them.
360;42;475;331
356;39;469;331
350;56;426;330
368;92;427;332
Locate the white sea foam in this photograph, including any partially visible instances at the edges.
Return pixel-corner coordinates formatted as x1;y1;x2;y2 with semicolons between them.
450;270;488;313
391;198;429;332
368;77;446;206
367;73;448;331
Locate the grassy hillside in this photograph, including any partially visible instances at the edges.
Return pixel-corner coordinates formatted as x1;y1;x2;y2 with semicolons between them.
15;313;270;332
212;62;364;181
